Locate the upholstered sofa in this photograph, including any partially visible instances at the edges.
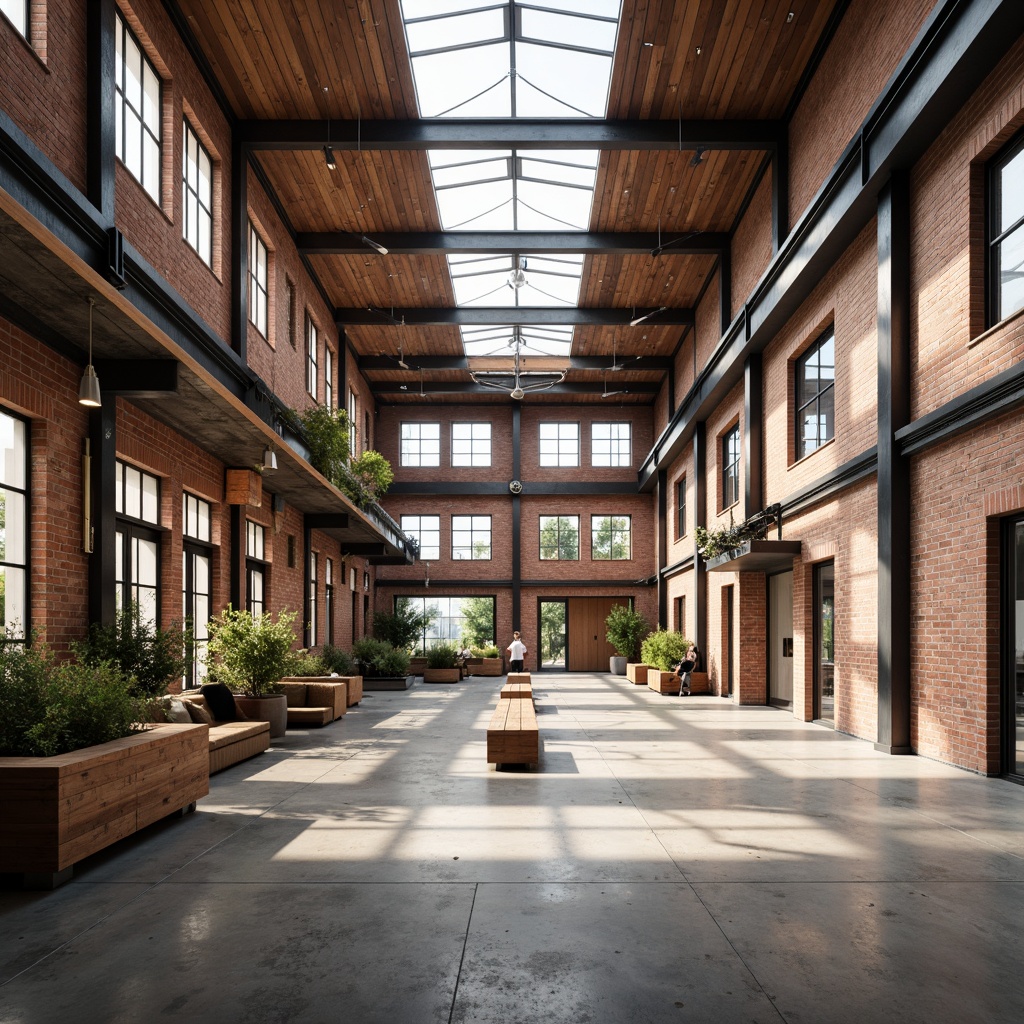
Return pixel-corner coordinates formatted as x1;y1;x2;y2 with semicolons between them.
172;693;271;774
279;680;348;727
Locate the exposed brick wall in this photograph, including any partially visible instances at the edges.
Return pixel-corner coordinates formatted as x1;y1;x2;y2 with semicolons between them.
788;0;933;230
704;379;744;525
736;571;767;704
730;169;774;321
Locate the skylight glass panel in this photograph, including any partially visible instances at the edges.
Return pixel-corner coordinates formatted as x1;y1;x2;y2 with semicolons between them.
405;8;507;54
515;45;612;117
519;8;618;52
432;156;512;188
462;325;573;357
411;46;511;117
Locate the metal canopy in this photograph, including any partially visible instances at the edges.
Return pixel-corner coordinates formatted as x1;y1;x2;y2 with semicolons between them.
357;355;672;371
705;540;803;573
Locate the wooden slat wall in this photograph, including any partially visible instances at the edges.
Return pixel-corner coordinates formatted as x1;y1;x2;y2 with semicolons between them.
568;597;625;672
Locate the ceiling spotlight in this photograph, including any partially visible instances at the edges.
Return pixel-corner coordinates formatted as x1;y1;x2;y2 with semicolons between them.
78;297;102;407
262;446;278;471
323;145;337;170
786;11;795;23
362;235;389;256
508;255;527;290
510;385;525;400
690;146;707;168
630;306;667;327
396;342;410;370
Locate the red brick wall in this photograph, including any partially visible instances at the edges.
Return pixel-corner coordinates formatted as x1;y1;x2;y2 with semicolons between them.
731;170;774;321
737;571;767;704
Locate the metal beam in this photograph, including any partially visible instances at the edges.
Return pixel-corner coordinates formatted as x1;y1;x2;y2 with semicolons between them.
239;118;784;152
337;307;693;327
93;359;179;396
299;231;729;256
374;381;661;395
358;355;672;371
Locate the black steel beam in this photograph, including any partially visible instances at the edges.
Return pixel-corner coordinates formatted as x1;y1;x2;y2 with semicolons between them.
387;481;641;496
744;354;763;514
231;137;248;361
657;469;668;628
93;359;179;396
239;118;784;152
374;381;660;395
337;307;693;327
86;0;116;225
359;355;672;371
305;513;350;530
88;396;117;627
299;231;729;256
693;423;707;662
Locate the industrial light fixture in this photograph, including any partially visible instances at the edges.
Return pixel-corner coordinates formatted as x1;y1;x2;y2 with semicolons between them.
690;145;707;168
470;327;566;400
262;446;278;471
362;235;389;256
508;255;527;290
629;306;667;327
78;297;102;407
323;145;337;170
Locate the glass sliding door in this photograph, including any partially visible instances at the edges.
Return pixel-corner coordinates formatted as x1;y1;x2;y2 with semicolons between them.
814;562;835;725
539;601;567;669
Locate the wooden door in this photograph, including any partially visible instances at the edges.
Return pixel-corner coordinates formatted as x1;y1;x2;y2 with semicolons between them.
567;597;626;671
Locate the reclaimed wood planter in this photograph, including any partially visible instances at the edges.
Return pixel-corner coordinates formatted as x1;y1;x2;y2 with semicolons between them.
422;667;460;683
648;670;681;694
688;671;710;694
409;657;428;675
626;663;651;685
0;724;210;888
475;657;504;676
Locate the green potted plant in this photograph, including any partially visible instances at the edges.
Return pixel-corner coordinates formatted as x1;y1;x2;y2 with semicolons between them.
605;604;650;676
640;629;692;694
206;607;298;736
0;637;207;888
423;642;461;683
352;637;413;690
472;644;503;676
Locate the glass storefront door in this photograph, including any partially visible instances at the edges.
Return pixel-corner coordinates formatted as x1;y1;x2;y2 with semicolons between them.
539;601;567;669
815;562;835;725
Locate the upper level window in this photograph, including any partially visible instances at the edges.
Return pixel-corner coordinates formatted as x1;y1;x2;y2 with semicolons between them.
115;461;161;623
592;422;630;467
115;461;159;524
592;515;631;560
182;492;211;542
349;391;358;456
452;422;491;466
401;422;440;467
539;515;579;560
796;329;835;460
539;422;579;467
990;130;1024;324
306;315;318;399
401;514;440;561
452;515;491;559
285;278;296;349
722;424;740;509
115;13;161;202
182;119;212;265
1;0;27;38
324;346;334;410
249;225;268;336
676;477;686;538
0;408;28;640
245;521;266;618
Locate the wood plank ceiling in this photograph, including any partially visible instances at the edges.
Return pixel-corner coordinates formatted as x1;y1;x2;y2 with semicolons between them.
174;0;843;404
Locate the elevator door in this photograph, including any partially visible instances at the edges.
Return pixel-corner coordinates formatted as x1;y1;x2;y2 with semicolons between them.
567;597;622;671
769;571;794;706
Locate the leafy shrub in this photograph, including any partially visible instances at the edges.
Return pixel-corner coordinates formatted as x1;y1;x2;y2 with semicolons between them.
640;630;692;672
74;603;191;697
206;607;298;697
352;637;410;677
320;644;355;676
348;449;394;507
286;650;329;677
471;645;500;659
299;404;350;486
0;641;146;757
426;642;459;669
604;604;650;661
373;599;428;652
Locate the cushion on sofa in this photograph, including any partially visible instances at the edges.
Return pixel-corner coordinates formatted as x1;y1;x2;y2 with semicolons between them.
184;700;214;726
280;682;309;707
200;682;238;721
161;697;193;724
208;720;270;752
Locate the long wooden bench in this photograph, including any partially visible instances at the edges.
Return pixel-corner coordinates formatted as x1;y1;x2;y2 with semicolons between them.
487;694;539;767
499;681;533;699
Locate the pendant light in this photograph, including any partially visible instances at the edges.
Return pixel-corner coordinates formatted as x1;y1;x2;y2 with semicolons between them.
78;297;102;407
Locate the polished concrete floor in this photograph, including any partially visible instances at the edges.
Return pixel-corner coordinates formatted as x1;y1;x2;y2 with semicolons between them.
2;672;1024;1024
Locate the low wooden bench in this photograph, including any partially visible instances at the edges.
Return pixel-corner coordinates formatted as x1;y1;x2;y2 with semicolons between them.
487;695;539;767
499;680;533;699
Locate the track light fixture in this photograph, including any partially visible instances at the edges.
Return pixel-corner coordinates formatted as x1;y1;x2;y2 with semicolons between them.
323;145;337;170
507;255;527;290
690;145;707;168
629;306;667;327
362;235;389;256
262;446;278;471
78;297;102;407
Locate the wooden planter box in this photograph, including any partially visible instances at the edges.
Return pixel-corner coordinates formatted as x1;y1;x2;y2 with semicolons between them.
0;724;209;888
423;667;460;683
688;671;710;694
648;670;681;694
626;663;651;684
409;657;428;675
476;657;503;676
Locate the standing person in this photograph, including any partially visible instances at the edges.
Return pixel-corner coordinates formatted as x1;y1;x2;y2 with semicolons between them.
507;630;527;673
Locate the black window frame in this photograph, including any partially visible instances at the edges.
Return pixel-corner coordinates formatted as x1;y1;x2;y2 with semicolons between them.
539;515;580;560
989;126;1024;327
676;476;686;539
114;12;162;203
0;405;30;643
452;515;492;560
245;520;267;618
722;424;740;510
795;327;836;461
249;224;269;337
1;0;29;40
182;117;213;266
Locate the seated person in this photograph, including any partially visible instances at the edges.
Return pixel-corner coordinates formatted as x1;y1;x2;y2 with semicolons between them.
673;645;699;696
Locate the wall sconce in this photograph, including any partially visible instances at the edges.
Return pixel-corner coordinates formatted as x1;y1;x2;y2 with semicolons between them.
262;445;278;471
78;297;102;407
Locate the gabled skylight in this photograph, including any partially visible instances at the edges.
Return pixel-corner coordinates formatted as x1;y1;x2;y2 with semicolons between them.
400;1;622;359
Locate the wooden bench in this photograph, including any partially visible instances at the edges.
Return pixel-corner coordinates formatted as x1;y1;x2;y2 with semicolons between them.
487;696;539;767
499;681;533;699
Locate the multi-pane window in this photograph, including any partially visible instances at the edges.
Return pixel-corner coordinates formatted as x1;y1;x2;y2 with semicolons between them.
591;515;631;560
249;226;268;336
306;316;318;399
539;516;579;560
539;422;579;467
115;461;161;623
1;0;28;38
401;514;440;561
452;515;491;559
452;422;491;466
796;329;835;459
349;391;358;456
592;422;631;467
400;423;440;466
676;477;687;538
182;119;212;265
990;129;1024;325
0;408;28;640
399;595;495;650
285;278;296;349
324;346;334;410
182;494;212;687
115;13;161;202
308;551;318;646
722;425;740;508
246;520;265;617
325;558;335;645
